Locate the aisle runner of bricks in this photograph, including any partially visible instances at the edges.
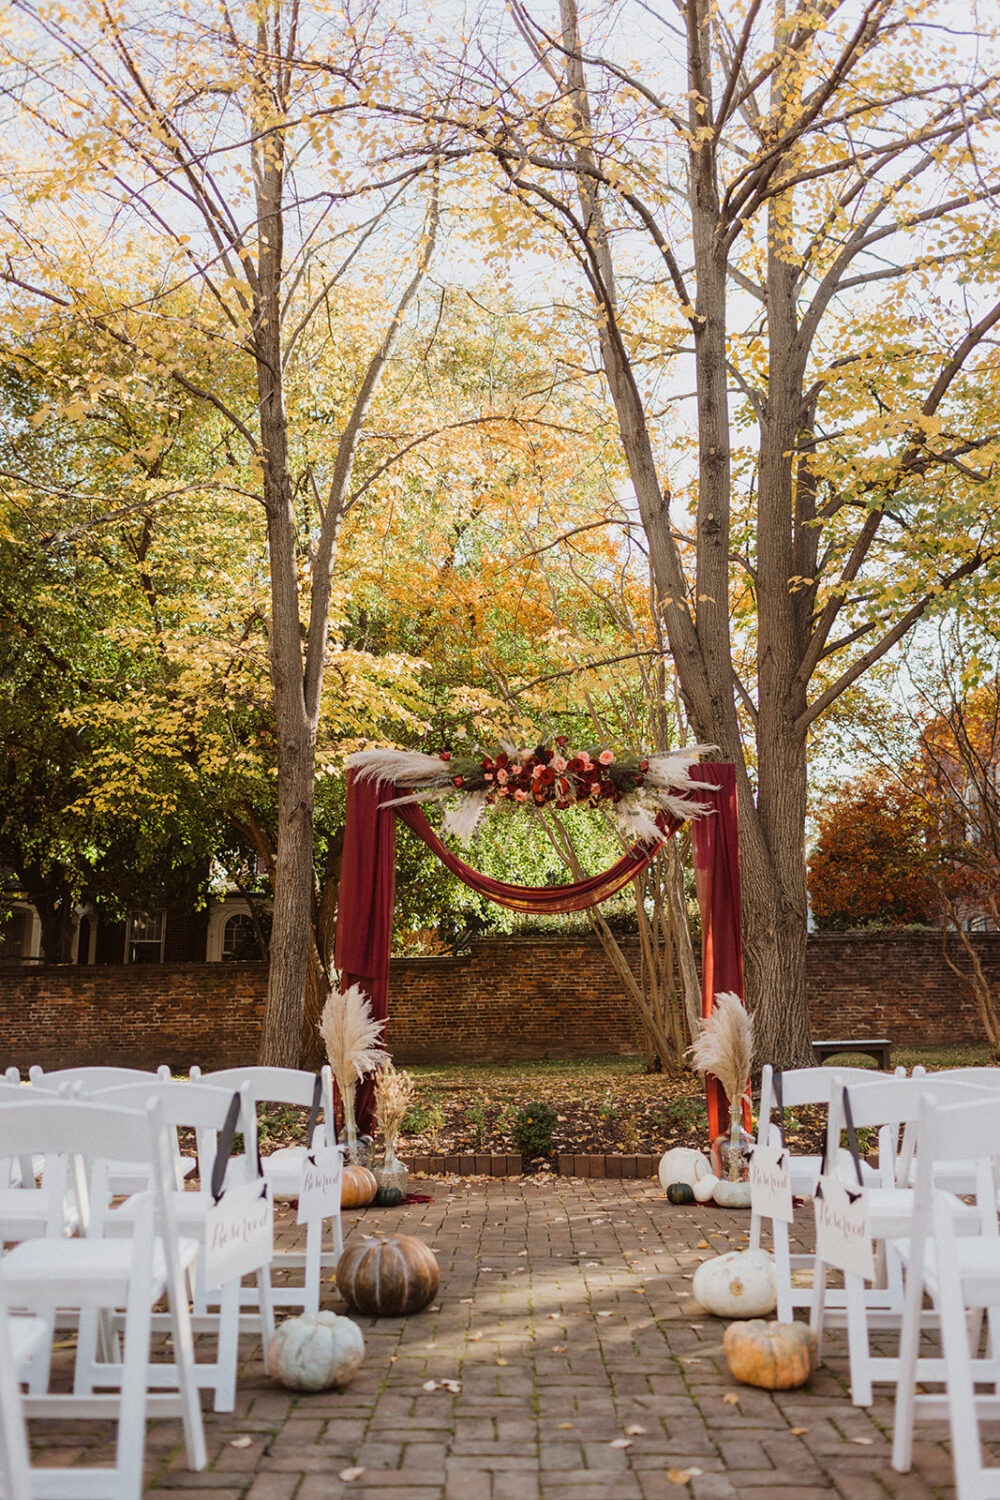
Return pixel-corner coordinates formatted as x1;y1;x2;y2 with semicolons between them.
35;1178;964;1499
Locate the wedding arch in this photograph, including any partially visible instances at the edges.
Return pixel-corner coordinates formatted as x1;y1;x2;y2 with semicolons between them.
333;744;744;1141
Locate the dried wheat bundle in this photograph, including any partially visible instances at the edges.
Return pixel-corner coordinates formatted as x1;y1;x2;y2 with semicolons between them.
374;1062;416;1154
688;990;753;1115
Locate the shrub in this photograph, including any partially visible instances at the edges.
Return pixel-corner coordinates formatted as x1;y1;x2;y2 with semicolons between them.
512;1102;559;1158
401;1095;446;1142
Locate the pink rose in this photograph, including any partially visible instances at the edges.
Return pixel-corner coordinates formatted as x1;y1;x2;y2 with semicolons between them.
598;749;614;765
531;764;545;779
552;755;567;772
496;768;508;784
514;789;528;802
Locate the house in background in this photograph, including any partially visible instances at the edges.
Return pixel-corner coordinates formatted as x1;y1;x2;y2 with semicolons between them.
0;892;268;965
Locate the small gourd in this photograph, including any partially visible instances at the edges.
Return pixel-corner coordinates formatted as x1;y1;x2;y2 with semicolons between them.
691;1249;777;1318
666;1182;695;1205
374;1185;405;1208
341;1163;378;1208
268;1311;365;1391
692;1173;720;1203
336;1233;440;1316
657;1148;712;1192
723;1319;817;1389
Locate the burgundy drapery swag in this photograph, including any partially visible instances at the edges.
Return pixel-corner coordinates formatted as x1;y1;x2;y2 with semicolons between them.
334;764;744;1140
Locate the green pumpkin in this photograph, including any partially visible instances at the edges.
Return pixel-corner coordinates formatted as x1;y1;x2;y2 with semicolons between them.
374;1185;405;1208
666;1182;696;1205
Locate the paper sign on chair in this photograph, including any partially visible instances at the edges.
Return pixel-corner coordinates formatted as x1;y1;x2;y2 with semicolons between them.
750;1141;794;1224
297;1145;344;1227
204;1178;274;1291
814;1174;875;1282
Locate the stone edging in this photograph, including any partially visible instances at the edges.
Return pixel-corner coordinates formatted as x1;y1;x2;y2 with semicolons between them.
408;1152;659;1179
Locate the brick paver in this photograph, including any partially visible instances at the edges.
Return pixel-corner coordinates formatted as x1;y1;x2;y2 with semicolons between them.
27;1178;967;1497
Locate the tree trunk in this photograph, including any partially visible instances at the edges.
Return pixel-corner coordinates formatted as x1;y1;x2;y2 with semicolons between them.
253;104;317;1068
27;883;75;964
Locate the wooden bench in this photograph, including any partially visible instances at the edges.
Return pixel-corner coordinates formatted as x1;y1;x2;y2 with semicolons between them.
813;1037;892;1070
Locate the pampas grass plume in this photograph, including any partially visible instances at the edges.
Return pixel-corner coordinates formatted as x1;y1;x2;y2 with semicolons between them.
318;983;390;1095
688;990;752;1111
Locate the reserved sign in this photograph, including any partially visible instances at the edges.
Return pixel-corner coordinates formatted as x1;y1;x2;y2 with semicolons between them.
297;1145;344;1226
204;1178;274;1289
749;1141;793;1223
813;1173;875;1281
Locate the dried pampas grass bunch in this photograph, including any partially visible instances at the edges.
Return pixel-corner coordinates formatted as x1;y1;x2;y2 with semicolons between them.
374;1062;416;1156
318;983;390;1149
689;991;753;1177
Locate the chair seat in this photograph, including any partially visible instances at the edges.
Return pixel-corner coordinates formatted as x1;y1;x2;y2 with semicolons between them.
791;1152;880;1195
1;1233;200;1306
107;1155;197;1194
261;1147;306;1201
0;1185;81;1239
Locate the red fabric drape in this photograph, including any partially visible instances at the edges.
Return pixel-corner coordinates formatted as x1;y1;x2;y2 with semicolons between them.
689;764;746;1142
335;765;744;1137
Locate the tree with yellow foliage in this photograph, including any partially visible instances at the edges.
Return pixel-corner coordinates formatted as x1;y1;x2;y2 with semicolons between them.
388;0;1000;1066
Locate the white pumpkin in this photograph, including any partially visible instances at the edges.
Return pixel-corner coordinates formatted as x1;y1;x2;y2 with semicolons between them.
268;1312;365;1391
692;1172;720;1203
691;1249;777;1319
713;1179;753;1209
657;1147;712;1192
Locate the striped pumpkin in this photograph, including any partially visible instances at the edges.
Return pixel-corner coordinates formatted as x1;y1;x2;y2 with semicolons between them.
336;1233;440;1316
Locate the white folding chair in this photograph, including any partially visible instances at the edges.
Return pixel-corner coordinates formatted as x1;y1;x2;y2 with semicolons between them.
811;1074;991;1405
27;1066;192;1193
892;1089;1000;1496
750;1065;894;1322
0;1274;47;1500
188;1065;342;1313
92;1079;275;1413
0;1095;206;1500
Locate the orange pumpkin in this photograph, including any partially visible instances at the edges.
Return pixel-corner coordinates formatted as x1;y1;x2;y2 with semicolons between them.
723;1319;817;1390
336;1233;440;1316
341;1163;378;1209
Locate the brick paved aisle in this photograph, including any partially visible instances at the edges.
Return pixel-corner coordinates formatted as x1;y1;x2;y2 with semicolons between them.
34;1177;960;1499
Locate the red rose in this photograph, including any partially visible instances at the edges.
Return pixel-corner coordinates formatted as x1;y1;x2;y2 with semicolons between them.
555;735;568;748
639;758;649;772
452;775;465;788
440;750;451;761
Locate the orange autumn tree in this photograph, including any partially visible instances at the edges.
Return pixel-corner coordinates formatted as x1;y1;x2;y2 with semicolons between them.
808;777;937;931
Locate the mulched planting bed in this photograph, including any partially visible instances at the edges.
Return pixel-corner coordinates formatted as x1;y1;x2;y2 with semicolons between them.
255;1049;991;1172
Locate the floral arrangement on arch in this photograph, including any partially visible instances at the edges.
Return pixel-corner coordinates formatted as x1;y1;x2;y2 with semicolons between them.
348;739;714;844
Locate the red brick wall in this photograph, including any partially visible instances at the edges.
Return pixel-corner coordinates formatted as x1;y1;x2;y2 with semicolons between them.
0;931;994;1070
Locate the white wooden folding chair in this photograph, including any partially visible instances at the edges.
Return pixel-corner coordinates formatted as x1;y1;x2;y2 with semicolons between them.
811;1073;991;1405
0;1273;47;1500
0;1095;206;1500
91;1079;275;1413
27;1066;192;1192
891;1089;1000;1496
188;1065;342;1314
750;1065;894;1322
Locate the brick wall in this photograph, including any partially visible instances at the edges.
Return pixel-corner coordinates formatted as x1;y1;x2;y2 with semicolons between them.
0;930;995;1070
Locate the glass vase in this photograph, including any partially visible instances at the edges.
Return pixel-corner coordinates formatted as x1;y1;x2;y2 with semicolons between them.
374;1144;409;1198
339;1086;374;1167
711;1121;754;1182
